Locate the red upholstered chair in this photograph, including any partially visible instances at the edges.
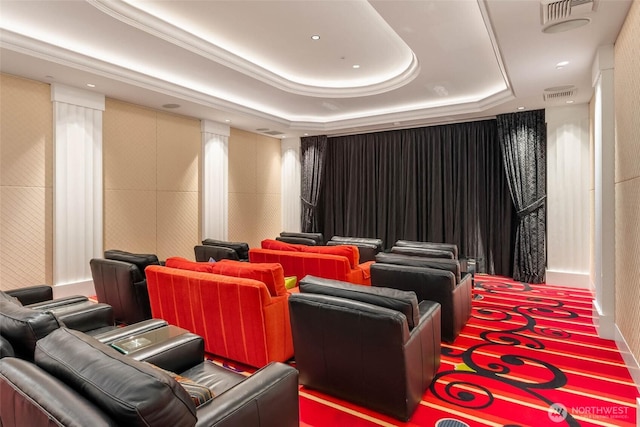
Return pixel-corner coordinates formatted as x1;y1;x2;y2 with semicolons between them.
145;263;293;368
248;239;372;285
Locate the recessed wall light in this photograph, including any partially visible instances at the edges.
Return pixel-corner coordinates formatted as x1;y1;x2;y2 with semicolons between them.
311;35;320;40
86;83;96;88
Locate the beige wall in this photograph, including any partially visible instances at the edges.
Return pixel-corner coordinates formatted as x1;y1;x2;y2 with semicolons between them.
228;128;281;248
103;99;201;261
614;0;640;364
0;74;53;290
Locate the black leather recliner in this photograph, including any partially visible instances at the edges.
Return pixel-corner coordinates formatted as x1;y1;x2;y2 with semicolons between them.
393;240;469;272
0;327;300;427
201;239;250;261
0;288;114;360
371;253;473;342
289;275;441;421
90;252;157;324
277;231;325;246
194;244;239;262
327;235;384;263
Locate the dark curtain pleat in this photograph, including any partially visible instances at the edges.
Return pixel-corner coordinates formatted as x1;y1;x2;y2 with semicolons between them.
497;109;546;283
300;135;328;232
319;120;514;276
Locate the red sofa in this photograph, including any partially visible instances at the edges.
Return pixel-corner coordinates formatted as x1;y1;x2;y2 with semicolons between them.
145;258;293;368
249;239;373;285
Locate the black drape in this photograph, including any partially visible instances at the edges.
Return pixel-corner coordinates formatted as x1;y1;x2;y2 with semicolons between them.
319;120;514;276
300;135;327;232
497;109;546;283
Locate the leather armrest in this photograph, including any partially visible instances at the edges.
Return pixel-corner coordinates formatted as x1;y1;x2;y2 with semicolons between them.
6;285;53;306
194;362;299;427
128;333;205;373
27;295;88;310
50;301;114;332
93;318;168;344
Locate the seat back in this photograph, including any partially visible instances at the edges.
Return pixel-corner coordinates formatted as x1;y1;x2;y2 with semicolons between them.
390;245;455;259
370;262;469;342
279;231;325;245
376;252;461;283
201;239;249;261
327;237;381;263
394;240;458;259
104;250;160;278
194;245;239;262
90;258;151;325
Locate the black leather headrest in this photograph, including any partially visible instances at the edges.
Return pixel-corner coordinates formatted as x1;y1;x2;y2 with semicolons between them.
299;275;420;329
35;328;197;427
194;245;239;262
330;236;383;251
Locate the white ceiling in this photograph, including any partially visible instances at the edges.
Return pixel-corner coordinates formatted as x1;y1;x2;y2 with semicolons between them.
0;0;632;138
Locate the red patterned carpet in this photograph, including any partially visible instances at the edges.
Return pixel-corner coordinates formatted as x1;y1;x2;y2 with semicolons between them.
209;274;638;427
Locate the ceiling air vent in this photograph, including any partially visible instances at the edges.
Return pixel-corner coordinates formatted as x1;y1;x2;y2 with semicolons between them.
540;0;598;25
263;130;284;136
543;85;576;101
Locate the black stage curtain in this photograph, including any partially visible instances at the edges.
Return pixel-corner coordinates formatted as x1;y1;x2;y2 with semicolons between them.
497;110;547;283
300;135;328;233
319;120;514;276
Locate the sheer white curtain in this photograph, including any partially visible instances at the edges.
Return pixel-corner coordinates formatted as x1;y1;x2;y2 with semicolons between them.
51;84;104;294
201;120;230;240
281;137;301;232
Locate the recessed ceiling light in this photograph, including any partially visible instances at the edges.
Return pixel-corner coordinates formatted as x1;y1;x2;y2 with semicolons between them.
86;83;96;88
45;75;54;80
303;133;309;136
225;119;231;123
542;18;590;34
352;64;360;69
556;61;569;67
311;35;320;40
566;100;574;104
162;103;180;109
517;106;525;110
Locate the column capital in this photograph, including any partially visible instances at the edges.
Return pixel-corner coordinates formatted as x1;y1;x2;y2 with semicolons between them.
51;83;105;111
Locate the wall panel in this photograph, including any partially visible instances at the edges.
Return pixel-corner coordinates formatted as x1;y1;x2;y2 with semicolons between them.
614;0;640;366
0;74;52;290
103;99;199;260
228;128;280;248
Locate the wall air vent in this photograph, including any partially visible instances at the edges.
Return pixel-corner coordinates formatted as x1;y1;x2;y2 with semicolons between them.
540;0;597;26
543;85;576;101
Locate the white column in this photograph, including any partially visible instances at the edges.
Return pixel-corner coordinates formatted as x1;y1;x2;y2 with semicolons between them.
591;45;615;339
51;84;104;297
281;137;301;232
201;120;230;240
545;105;590;288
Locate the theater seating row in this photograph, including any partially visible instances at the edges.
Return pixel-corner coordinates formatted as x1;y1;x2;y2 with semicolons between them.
0;285;299;427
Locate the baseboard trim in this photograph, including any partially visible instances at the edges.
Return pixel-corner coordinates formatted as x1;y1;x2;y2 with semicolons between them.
592;299;616;340
52;279;95;298
615;325;640;395
545;270;590;289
